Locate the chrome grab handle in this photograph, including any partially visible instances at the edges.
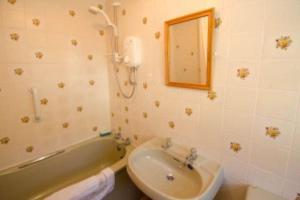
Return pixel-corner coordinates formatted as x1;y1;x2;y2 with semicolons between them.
18;149;65;169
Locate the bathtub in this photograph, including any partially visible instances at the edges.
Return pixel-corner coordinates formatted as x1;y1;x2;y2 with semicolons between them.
0;136;135;200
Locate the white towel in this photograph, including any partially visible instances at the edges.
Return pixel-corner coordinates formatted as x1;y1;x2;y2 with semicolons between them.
46;168;115;200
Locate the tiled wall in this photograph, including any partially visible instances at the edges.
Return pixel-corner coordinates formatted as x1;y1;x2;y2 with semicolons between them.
108;0;300;199
0;0;111;170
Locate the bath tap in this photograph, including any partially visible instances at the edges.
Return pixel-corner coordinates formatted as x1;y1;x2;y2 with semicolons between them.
114;132;122;140
161;137;172;150
184;148;198;168
116;137;131;151
121;137;131;146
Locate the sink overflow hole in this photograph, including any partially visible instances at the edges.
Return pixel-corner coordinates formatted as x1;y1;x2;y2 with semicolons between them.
166;173;175;181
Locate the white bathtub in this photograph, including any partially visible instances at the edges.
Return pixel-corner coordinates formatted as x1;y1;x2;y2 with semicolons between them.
0;136;134;200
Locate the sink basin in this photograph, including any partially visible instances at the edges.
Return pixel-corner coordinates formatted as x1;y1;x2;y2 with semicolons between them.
127;138;223;200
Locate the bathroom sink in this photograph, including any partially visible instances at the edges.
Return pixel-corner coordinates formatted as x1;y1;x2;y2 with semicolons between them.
127;138;223;200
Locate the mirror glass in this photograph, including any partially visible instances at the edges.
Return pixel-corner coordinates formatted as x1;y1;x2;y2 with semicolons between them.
165;9;214;90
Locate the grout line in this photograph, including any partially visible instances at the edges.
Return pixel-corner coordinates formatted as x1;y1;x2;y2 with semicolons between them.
245;0;268;188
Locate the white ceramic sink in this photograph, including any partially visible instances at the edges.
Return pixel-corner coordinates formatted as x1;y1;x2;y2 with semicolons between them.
127;138;223;200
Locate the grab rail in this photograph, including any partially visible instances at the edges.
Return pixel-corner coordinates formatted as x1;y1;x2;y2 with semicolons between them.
18;150;65;169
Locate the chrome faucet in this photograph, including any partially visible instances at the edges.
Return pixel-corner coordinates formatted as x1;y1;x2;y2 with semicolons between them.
116;137;131;151
161;137;172;150
121;137;131;145
185;148;198;167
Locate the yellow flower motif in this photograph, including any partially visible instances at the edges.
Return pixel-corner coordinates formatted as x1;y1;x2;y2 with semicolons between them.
71;39;78;46
93;126;98;132
35;52;43;59
7;0;16;5
237;68;250;80
116;92;120;97
26;146;34;153
207;90;217;100
125;106;128;112
265;127;280;139
155;32;161;39
125;118;129;124
69;10;76;17
230;142;242;153
124;81;128;86
168;121;175;129
215;17;222;28
89;80;95;86
32;18;40;26
143;82;148;89
62;122;69;128
143;112;148;118
88;54;93;60
185;108;193;116
154;100;160;108
10;33;19;41
118;126;122;132
57;82;65;88
40;98;48;105
99;30;104;36
111;112;115;117
14;68;23;75
77;106;83;112
142;17;148;24
21;116;30;123
0;137;10;144
122;9;126;16
276;36;292;50
97;4;103;9
133;134;138;140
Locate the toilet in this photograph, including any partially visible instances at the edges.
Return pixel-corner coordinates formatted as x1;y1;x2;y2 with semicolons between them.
245;186;285;200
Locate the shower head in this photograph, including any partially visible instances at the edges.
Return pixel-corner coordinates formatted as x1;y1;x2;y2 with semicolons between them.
88;6;118;37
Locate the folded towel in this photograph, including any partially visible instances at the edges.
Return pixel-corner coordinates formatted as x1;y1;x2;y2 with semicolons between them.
46;168;115;200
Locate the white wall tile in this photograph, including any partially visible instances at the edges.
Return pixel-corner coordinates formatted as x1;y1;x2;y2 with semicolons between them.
2;10;26;29
227;60;260;87
225;87;257;113
228;32;263;60
222;109;253;137
253;116;295;150
292;117;300;152
260;61;300;91
250;141;289;176
286;150;300;183
222;155;248;184
282;180;300;200
230;0;266;34
222;132;250;162
213;56;229;86
247;166;284;196
256;89;299;121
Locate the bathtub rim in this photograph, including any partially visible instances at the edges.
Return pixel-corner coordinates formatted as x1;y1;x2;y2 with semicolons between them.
0;135;134;176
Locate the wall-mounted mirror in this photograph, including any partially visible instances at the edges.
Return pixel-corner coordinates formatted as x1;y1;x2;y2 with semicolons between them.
165;8;214;90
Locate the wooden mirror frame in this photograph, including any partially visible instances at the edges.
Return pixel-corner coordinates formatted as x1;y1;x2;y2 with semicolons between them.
164;8;215;90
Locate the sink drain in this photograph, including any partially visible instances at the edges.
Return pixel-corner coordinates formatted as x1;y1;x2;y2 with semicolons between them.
166;173;175;181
